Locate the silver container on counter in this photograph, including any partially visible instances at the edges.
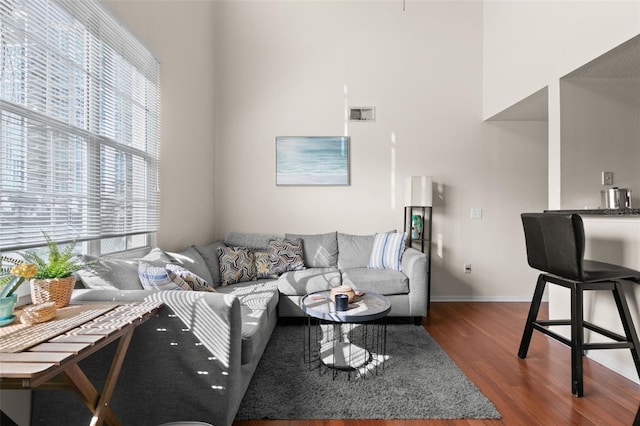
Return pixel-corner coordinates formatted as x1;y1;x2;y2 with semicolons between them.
601;187;632;209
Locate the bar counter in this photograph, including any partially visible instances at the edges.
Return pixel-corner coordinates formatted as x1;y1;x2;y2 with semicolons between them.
542;212;640;385
544;208;640;216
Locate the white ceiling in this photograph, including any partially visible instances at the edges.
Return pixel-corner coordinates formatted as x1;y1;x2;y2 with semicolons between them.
566;34;640;79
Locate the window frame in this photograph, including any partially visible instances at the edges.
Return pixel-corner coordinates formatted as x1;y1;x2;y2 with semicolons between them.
0;0;160;257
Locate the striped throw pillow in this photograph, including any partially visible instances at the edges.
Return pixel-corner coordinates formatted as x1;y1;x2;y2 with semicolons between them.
368;232;407;271
138;262;191;291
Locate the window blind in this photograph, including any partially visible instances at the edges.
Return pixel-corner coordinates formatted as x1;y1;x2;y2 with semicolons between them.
0;0;160;251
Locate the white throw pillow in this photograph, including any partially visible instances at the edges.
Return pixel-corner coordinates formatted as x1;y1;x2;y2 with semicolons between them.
138;262;191;291
368;232;407;271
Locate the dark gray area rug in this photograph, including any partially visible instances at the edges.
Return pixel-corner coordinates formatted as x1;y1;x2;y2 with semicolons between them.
236;323;501;420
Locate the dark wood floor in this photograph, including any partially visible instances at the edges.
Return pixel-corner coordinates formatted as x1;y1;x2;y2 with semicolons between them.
234;302;640;426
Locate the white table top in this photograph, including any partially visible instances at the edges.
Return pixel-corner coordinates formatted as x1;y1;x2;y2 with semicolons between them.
301;290;391;323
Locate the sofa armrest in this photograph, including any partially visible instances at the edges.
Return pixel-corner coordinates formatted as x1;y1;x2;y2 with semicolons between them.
69;289;243;426
401;247;428;316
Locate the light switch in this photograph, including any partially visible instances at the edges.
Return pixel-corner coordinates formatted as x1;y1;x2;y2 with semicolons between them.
602;171;613;185
471;208;482;219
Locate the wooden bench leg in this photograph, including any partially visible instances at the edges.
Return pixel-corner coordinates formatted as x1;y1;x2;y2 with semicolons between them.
91;330;134;426
63;364;119;426
62;329;134;426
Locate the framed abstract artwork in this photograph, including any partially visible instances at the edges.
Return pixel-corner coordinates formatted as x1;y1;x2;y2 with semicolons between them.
276;136;350;186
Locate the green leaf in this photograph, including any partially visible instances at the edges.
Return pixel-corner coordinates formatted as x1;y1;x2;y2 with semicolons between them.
19;232;86;279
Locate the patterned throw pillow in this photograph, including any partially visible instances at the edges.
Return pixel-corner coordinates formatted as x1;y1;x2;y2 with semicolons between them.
368;232;407;271
267;239;306;275
165;264;215;292
217;246;256;285
254;251;279;280
138;262;191;291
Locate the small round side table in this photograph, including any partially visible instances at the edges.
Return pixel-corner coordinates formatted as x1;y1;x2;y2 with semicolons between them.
301;289;390;379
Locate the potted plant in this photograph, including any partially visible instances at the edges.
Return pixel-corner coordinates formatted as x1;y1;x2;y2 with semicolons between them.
20;234;87;308
0;258;38;321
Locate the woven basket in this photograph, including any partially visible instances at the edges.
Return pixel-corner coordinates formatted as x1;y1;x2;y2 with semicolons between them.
30;276;75;308
20;301;57;325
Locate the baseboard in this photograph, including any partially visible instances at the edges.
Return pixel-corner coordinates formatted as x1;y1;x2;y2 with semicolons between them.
431;295;547;303
586;352;640;385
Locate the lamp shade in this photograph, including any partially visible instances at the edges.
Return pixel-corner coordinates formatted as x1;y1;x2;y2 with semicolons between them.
405;176;433;207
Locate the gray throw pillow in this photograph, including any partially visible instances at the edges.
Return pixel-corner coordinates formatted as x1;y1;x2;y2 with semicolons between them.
337;233;375;269
285;232;338;268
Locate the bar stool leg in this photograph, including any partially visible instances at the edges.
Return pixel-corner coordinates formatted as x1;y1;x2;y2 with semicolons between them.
612;281;640;379
518;275;547;359
571;284;584;397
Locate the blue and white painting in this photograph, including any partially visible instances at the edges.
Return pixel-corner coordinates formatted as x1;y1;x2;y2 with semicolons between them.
276;136;350;186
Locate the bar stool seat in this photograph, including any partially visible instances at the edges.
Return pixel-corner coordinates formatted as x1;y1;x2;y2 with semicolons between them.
519;212;640;397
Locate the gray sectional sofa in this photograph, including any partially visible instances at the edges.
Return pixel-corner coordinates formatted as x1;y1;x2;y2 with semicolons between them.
31;231;428;426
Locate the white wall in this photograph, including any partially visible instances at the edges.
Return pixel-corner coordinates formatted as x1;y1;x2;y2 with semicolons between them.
103;0;218;251
213;0;547;301
561;78;640;209
483;0;640;120
484;0;640;385
99;1;549;301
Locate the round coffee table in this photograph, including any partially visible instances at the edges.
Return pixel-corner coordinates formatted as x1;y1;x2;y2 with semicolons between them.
301;290;390;378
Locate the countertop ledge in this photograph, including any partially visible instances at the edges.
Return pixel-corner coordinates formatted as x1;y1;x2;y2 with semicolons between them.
544;209;640;216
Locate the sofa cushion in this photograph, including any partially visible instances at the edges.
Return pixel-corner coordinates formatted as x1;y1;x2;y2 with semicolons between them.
368;231;407;271
285;232;338;268
168;246;214;286
341;267;409;296
141;247;173;265
76;257;143;290
277;267;341;296
138;262;191;291
267;238;306;275
76;248;168;290
337;233;375;269
224;232;283;251
217;246;256;285
194;241;226;287
215;281;279;364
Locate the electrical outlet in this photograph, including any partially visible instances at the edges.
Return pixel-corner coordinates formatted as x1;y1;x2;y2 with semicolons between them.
471;208;482;219
602;171;613;185
464;264;472;274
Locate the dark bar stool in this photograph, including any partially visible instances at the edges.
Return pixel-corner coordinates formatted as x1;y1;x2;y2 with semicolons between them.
519;212;640;397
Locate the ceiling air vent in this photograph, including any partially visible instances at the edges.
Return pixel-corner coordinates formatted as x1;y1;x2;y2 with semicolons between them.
349;107;375;122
